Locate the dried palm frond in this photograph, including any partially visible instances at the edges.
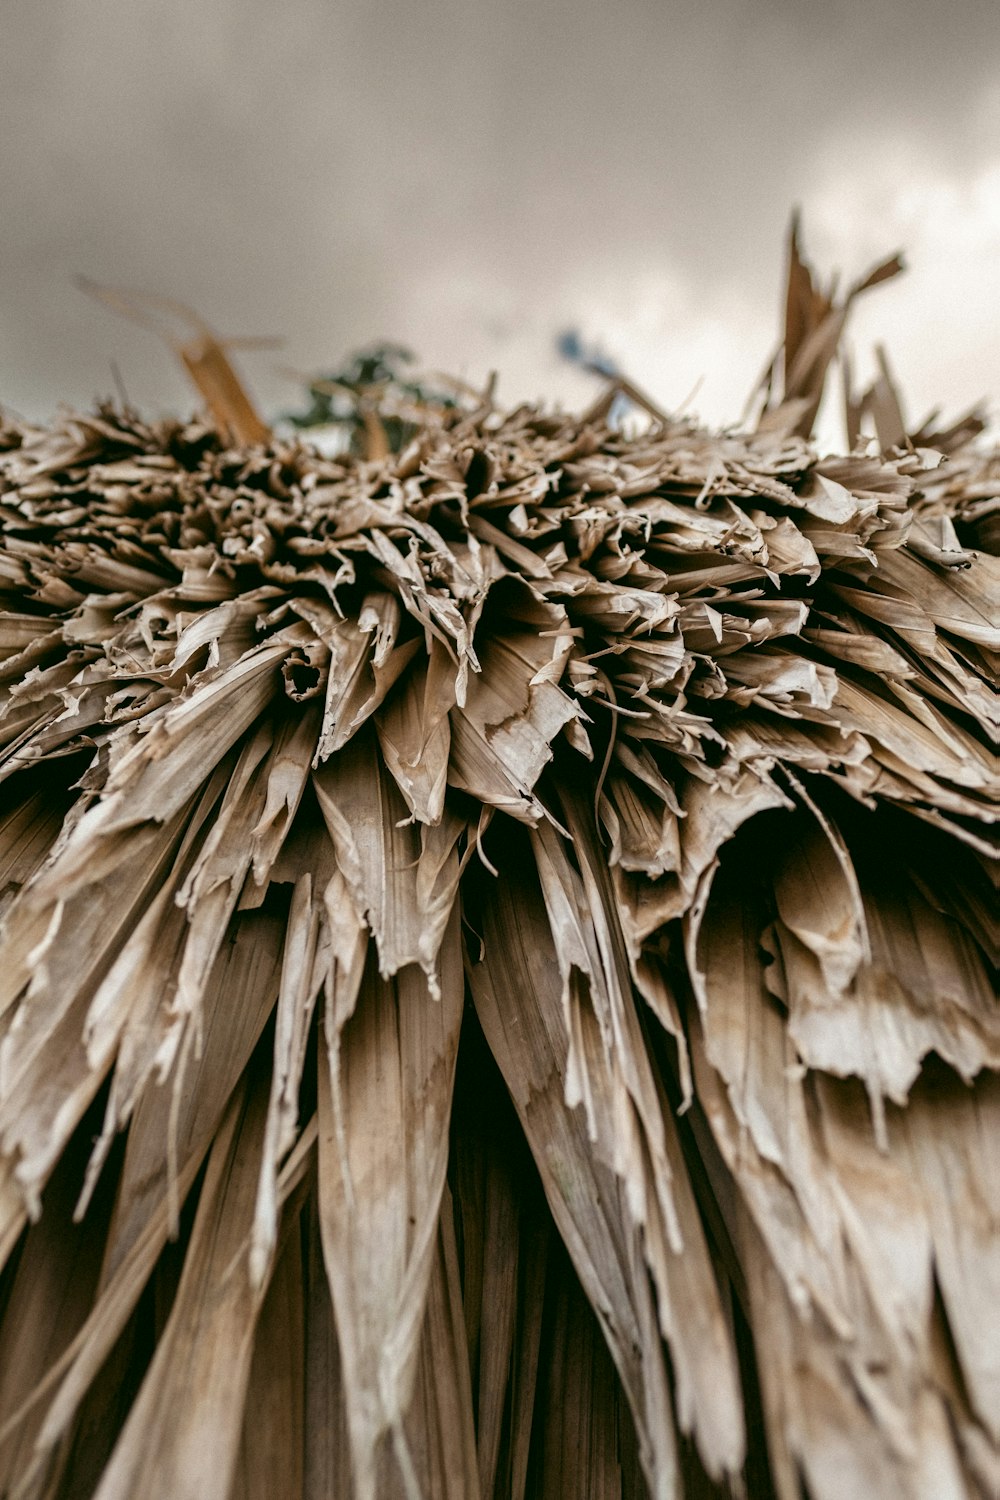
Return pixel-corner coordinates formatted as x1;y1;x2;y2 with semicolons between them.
0;226;996;1500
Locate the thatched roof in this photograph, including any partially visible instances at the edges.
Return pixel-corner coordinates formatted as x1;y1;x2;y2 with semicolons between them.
0;230;996;1500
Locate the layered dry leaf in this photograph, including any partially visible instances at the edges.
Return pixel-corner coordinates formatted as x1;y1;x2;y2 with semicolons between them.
0;226;996;1498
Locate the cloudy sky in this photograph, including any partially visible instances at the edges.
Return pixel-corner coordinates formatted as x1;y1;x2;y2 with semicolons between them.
2;0;998;445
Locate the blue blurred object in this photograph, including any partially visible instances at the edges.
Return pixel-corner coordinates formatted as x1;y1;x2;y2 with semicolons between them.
557;328;628;423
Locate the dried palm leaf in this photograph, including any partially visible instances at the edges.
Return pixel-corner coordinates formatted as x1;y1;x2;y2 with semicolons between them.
0;225;996;1500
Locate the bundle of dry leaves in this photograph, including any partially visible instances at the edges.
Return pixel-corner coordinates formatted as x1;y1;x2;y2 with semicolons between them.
0;230;996;1500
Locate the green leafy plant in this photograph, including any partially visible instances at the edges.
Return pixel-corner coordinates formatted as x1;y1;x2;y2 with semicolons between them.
284;342;458;455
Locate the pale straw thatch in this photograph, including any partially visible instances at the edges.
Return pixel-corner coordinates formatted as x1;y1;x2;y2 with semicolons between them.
0;225;996;1500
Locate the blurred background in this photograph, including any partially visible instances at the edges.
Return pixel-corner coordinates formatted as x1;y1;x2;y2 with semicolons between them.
2;0;998;446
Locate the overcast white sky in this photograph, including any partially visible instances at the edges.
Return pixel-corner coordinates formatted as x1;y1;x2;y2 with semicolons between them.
2;0;998;445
